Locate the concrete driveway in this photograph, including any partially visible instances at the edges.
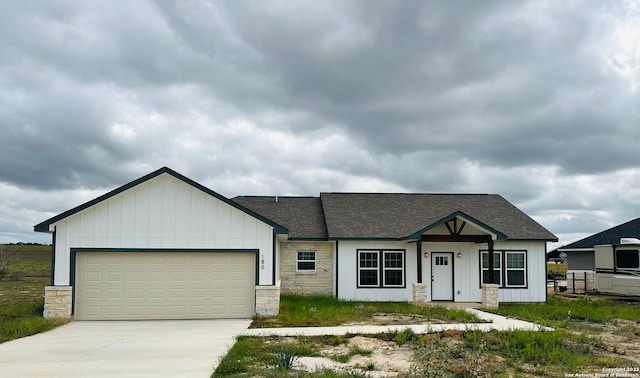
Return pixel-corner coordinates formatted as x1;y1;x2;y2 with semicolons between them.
0;319;251;378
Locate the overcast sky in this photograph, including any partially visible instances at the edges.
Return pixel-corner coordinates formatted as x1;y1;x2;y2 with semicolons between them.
1;1;639;249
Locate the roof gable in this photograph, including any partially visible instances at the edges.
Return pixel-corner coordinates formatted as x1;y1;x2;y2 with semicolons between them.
404;211;508;240
34;167;287;234
558;217;640;250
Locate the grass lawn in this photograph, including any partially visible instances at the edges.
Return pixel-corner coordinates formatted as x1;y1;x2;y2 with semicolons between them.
0;244;67;343
215;294;639;377
251;294;481;328
488;293;640;330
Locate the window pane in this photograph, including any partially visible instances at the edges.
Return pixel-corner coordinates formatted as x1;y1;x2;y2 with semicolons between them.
507;270;525;286
506;253;524;269
297;261;315;271
384;270;403;286
481;252;501;268
297;251;315;261
482;270;501;284
384;252;403;268
359;252;378;268
617;250;640;269
359;270;378;286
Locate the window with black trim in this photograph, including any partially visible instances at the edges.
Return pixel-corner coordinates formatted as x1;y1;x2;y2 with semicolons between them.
358;249;405;288
296;251;316;273
616;249;639;269
480;250;527;288
481;251;501;286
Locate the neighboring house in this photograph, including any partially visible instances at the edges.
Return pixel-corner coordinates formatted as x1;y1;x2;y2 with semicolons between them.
551;217;640;271
35;167;557;321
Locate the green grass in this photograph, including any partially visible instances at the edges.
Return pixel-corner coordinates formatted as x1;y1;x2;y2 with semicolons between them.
0;244;64;343
213;336;319;377
488;294;640;329
251;294;481;328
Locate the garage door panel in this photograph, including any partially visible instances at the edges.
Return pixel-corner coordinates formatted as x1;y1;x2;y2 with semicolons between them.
75;252;255;320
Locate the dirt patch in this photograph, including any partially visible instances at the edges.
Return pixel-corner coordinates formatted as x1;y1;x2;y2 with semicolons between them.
343;312;452;326
586;318;640;365
297;335;414;376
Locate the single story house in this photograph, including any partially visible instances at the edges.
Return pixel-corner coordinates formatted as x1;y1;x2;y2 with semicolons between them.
550;217;640;271
35;167;557;320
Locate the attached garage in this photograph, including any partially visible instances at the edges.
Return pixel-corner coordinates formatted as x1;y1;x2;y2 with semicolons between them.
74;251;256;320
35;167;287;320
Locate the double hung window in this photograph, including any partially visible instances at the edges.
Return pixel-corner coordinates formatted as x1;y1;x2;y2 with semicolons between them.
296;251;316;273
480;250;527;288
358;249;405;288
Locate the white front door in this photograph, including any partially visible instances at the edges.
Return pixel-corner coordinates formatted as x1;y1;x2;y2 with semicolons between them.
431;252;454;301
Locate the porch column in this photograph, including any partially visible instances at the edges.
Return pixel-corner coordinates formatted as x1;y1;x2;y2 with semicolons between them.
487;239;495;284
416;240;422;284
482;239;499;308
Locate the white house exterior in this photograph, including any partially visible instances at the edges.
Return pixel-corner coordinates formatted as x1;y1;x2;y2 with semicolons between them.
35;168;285;320
37;167;557;320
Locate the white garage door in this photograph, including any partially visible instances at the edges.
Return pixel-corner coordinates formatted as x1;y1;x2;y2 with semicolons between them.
75;252;255;320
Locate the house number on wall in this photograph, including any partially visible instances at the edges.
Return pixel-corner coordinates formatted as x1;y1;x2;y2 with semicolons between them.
261;254;265;270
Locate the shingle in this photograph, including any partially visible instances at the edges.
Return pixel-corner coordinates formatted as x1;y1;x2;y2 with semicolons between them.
320;193;557;240
232;196;328;239
234;193;557;241
558;217;640;249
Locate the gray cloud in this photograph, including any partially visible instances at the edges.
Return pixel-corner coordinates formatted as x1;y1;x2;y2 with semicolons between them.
0;0;639;246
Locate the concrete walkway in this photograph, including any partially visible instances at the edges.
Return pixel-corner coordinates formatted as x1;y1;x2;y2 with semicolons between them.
243;307;552;337
0;319;251;378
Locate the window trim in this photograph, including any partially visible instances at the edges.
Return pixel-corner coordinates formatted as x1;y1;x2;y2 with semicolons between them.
296;250;316;274
615;249;640;269
357;249;406;288
505;251;527;288
480;250;502;286
479;250;528;289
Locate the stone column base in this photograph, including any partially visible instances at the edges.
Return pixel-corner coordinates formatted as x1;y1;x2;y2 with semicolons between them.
482;284;499;309
412;283;429;304
255;280;281;317
44;286;72;319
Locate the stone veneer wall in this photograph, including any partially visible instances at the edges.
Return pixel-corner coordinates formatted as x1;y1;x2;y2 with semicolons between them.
481;283;499;308
255;280;280;317
412;283;429;304
44;286;72;319
280;241;334;295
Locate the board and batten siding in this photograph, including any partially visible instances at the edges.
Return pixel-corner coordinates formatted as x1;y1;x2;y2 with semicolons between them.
51;173;275;286
422;241;547;303
337;240;418;302
337;239;547;303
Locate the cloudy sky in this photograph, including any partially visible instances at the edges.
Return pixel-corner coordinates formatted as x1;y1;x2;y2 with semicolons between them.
1;1;639;249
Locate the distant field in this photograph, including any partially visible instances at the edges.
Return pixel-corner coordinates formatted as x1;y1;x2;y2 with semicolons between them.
0;244;63;343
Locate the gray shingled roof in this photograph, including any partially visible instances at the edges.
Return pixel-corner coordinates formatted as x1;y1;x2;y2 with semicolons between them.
231;196;328;239
320;193;557;240
234;193;557;241
558;217;640;250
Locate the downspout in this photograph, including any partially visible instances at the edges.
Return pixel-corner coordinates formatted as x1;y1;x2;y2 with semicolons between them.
488;239;495;284
272;229;277;286
335;240;339;298
50;226;56;286
416;240;423;284
544;241;548;302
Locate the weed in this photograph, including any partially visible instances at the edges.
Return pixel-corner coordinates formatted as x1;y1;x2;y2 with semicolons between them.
393;328;416;345
274;351;298;370
329;345;372;363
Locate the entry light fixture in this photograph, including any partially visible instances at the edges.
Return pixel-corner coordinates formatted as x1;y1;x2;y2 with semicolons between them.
457;253;462;258
424;252;429;258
